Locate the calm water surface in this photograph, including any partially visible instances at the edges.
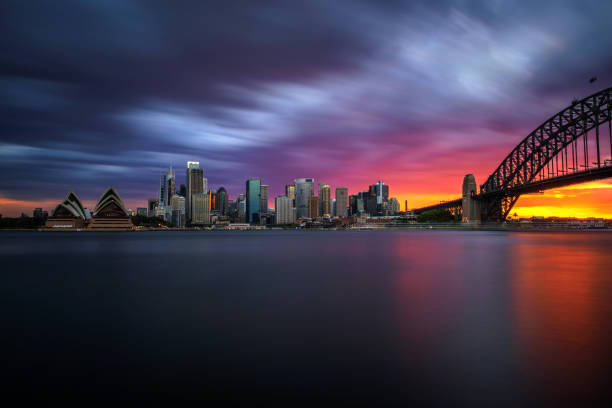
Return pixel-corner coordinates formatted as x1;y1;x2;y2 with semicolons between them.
2;230;611;405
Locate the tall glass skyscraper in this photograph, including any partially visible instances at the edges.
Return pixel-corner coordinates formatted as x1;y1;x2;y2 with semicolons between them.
246;178;261;224
216;187;228;216
285;184;296;206
186;161;203;223
159;166;175;207
294;178;314;219
318;183;331;217
260;184;269;215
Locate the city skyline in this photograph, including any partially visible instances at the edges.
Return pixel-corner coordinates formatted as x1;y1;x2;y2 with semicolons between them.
2;1;612;218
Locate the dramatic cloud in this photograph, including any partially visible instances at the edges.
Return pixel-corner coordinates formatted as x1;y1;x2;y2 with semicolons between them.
1;0;611;215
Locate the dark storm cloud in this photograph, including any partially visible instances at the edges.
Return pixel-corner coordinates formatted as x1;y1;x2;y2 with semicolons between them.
1;0;611;210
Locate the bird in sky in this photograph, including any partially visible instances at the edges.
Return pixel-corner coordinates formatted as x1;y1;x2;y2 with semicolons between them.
589;76;597;83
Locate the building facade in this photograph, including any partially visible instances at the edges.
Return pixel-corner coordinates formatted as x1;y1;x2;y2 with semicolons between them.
335;187;348;218
186;161;203;223
192;191;211;225
308;196;319;219
246;179;261;224
285;184;296;205
260;184;269;216
389;197;400;215
216;187;228;215
318;183;331;217
147;198;158;217
170;194;185;226
275;195;294;225
87;187;133;230
295;178;314;219
369;180;389;215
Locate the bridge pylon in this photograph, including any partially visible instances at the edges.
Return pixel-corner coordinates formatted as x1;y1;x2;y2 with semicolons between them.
461;174;481;223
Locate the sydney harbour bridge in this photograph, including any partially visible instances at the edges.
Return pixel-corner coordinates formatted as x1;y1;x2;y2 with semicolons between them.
414;87;612;222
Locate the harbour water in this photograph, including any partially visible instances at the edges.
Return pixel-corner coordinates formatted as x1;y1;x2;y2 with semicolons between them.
2;230;611;404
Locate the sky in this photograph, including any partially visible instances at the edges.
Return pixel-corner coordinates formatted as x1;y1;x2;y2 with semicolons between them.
1;0;612;217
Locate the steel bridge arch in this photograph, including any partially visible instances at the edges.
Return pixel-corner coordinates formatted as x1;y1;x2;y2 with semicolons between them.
479;87;612;220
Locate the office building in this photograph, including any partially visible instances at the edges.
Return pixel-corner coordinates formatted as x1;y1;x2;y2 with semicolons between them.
260;184;269;216
186;161;204;223
170;194;185;214
369;180;389;214
246;179;261;224
147;198;158;217
216;187;228;215
285;184;296;205
171;209;185;227
237;194;246;222
159;173;167;207
136;208;147;216
318;183;331;216
275;195;294;225
389;197;400;215
159;166;175;207
295;178;314;219
210;189;216;211
349;194;365;215
192;191;211;225
155;207;166;219
203;177;208;193
335;187;348;218
308;196;319;219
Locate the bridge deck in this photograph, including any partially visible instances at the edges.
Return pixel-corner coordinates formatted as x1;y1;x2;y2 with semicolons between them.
413;165;612;214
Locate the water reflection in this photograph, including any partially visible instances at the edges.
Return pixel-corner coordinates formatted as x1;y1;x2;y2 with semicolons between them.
2;230;611;405
511;233;612;402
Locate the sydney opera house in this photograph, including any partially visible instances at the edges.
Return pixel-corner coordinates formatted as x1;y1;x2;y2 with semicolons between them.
45;187;133;231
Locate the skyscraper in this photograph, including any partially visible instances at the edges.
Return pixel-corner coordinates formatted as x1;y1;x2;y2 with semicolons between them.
308;196;319;219
186;161;203;223
369;181;389;215
210;189;216;211
335;187;348;218
159;167;175;207
369;181;389;204
389;197;400;215
147;198;158;217
216;187;228;216
202;177;208;194
170;194;186;226
285;184;296;205
246;179;261;224
275;195;294;225
237;194;246;222
192;191;210;225
167;167;175;205
295;178;314;219
318;183;331;217
170;194;185;215
159;173;167;207
260;184;269;216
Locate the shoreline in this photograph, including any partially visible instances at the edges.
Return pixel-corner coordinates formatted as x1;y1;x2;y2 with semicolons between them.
2;225;612;233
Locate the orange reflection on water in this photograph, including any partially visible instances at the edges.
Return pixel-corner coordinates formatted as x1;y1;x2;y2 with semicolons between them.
511;233;612;398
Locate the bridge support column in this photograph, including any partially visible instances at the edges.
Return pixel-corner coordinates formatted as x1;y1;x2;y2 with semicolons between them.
462;174;480;224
